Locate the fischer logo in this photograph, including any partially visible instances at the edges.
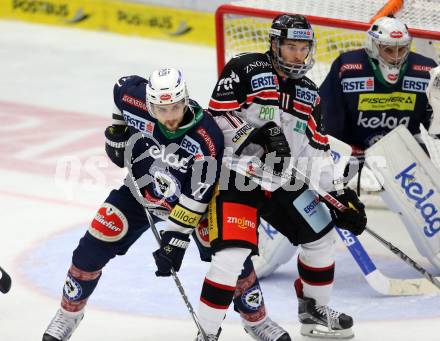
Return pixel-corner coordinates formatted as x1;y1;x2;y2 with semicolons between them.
295;85;318;104
226;216;256;229
357;112;409;129
122;110;154;134
395;162;440;237
250;72;277;91
390;31;403;38
341;77;374;93
402;76;429;93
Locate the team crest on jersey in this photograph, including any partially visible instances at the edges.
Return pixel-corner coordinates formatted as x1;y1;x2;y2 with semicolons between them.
341;77;374;93
122;110;155;134
250;72;277;91
402;76;429;93
152;167;181;202
217;70;240;92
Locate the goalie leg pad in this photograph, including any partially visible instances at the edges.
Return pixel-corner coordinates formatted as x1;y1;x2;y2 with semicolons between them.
366;125;440;271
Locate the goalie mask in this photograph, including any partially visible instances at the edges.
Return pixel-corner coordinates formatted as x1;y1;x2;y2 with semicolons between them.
146;68;189;132
365;16;412;84
269;14;316;79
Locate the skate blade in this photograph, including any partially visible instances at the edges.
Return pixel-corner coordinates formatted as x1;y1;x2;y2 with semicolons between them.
300;324;354;339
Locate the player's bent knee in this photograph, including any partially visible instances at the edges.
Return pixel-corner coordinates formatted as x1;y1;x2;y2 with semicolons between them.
208;248;252;286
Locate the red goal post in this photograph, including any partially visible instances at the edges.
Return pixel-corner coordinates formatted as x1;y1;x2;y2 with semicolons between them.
215;1;440;85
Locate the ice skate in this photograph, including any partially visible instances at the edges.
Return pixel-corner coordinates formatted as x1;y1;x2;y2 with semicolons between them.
42;308;84;341
243;317;291;341
298;296;353;339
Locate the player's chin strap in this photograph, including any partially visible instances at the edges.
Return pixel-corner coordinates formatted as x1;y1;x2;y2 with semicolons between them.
227;155;440;292
123;132;209;341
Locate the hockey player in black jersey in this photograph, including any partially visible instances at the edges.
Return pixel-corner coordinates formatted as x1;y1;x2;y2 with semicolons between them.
41;68;225;341
195;14;367;341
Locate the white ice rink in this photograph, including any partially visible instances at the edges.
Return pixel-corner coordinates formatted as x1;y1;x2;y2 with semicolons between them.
0;20;439;340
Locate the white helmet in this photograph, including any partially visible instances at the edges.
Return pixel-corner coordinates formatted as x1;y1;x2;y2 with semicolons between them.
365;16;412;84
146;68;189;117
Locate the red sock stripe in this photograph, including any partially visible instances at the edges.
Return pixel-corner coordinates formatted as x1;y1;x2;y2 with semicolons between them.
298;258;335;271
204;278;236;292
200;297;230;310
297;258;335;286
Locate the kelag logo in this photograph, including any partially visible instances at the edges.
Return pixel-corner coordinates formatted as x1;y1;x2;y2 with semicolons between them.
395;162;440;237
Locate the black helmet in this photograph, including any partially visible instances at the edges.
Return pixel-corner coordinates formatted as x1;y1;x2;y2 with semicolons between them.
269;14;316;79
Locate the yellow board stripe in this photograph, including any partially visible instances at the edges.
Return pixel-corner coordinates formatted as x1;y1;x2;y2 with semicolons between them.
1;0;215;46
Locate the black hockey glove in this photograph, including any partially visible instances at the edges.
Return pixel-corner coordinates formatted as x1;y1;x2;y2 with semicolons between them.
153;231;190;277
325;188;367;236
247;121;291;174
104;125;129;168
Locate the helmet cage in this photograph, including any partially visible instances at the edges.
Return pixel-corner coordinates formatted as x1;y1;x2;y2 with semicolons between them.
269;26;316;79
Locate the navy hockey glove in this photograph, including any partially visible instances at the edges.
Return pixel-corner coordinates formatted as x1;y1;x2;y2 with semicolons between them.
325;188;367;236
104;125;129;168
248;122;291;174
153;231;190;277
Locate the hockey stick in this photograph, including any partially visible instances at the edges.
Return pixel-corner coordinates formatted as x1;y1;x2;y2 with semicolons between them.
123;137;208;341
0;266;11;294
225;155;440;293
336;228;440;295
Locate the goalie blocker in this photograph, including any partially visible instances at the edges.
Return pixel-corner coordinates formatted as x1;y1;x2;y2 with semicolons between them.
366;125;440;271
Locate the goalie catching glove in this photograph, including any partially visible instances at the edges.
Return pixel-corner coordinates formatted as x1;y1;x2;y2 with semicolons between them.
324;188;367;235
153;230;190;277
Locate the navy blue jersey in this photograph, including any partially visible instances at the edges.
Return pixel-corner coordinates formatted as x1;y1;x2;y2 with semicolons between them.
320;49;437;149
113;75;224;232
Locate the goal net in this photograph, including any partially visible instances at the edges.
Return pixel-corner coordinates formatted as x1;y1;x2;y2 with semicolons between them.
216;0;440;207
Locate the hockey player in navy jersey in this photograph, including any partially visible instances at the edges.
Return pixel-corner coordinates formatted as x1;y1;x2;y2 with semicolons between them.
194;14;367;341
42;68;226;341
320;15;438;155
